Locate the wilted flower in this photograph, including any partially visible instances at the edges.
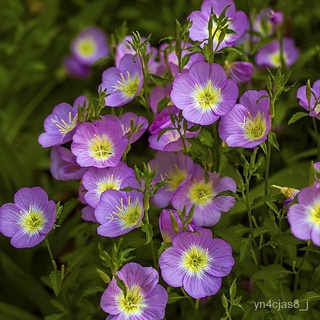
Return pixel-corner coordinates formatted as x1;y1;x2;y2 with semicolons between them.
101;262;168;319
170;61;238;125
159;228;235;299
0;187;56;248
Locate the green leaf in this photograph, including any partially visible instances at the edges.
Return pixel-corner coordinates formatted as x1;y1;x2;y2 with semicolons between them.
310;265;320;290
96;268;111;284
255;280;280;301
268;132;280;151
243;308;269;320
298;291;320;303
229;279;237;299
239;237;252;262
141;223;153;244
157;96;171;112
186;137;208;155
263;232;302;248
49;269;62;296
167;292;187;304
44;314;68;320
0;302;40;320
288;112;308;125
252;265;292;282
80;286;105;299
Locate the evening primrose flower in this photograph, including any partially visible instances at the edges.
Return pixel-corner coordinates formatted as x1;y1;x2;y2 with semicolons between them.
297;80;320;118
94;190;144;237
188;0;248;51
71;117;128;168
287;186;320;246
255;37;300;68
0;187;56;248
71;26;109;66
218;90;271;148
82;162;139;208
101;262;168;319
159;228;235;299
100;54;143;107
149;151;195;208
225;61;254;85
171;164;236;227
170;61;238;125
38;95;87;148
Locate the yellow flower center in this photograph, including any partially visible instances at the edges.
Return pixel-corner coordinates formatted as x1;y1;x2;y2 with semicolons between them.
183;245;209;274
112;197;142;228
97;174;120;193
20;206;45;235
112;71;140;98
194;80;221;110
188;180;214;205
165;165;187;190
243;112;267;140
89;134;113;161
270;52;287;67
310;203;320;226
52;112;78;135
118;285;144;315
77;39;96;57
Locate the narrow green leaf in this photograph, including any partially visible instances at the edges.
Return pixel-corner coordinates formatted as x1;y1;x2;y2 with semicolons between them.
268;132;280;151
49;269;62;296
239;237;252;262
167;292;187;304
80;286;105;299
141;223;153;244
0;302;40;320
288;112;308;125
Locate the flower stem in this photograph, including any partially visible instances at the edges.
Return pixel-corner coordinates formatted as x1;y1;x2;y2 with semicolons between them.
212;122;221;172
312;117;320;160
45;237;57;271
264;141;272;196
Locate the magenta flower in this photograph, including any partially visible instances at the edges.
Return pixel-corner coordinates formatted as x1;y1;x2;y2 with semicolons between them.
170;61;238;125
297;80;320;118
188;0;248;51
101;262;168;319
63;55;91;78
100;54;143;107
71;26;109;66
149;151;195;208
159;228;235;299
94;190;144;237
119;112;149;144
287;186;320;246
81;162;139;208
225;61;254;85
71;117;128;168
255;37;300;68
218;90;271;148
149;106;179;135
50;146;88;181
171;164;236;227
314;162;320;188
38;95;87;148
0;187;56;248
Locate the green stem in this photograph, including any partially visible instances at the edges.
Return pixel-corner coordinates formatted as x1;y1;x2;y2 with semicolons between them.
264;141;272;197
45;237;57;271
212;122;220;172
293;242;310;297
6;81;56;143
312;117;320;160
